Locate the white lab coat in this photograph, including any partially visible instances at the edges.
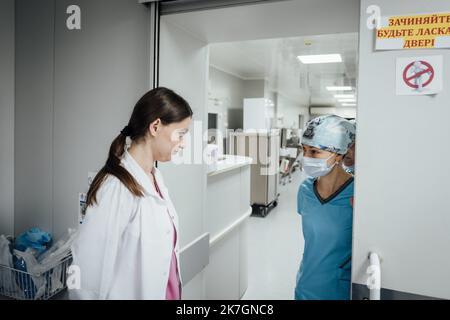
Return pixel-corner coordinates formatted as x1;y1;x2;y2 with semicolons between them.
69;150;181;300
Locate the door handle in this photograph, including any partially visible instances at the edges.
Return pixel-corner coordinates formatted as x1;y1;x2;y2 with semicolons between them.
366;252;381;300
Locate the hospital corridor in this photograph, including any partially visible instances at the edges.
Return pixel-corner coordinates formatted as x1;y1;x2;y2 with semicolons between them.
242;170;304;300
1;0;450;307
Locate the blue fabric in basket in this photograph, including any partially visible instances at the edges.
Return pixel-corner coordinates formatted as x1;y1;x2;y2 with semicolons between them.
13;228;53;299
14;228;52;255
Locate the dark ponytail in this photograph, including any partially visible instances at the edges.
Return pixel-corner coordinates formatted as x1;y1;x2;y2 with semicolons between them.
86;87;193;207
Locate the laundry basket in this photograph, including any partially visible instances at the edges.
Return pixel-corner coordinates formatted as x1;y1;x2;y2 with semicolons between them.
0;254;72;300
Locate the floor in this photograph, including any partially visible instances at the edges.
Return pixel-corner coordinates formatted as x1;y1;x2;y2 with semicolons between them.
241;169;306;300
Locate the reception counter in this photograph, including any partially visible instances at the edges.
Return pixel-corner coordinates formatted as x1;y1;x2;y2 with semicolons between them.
205;155;252;299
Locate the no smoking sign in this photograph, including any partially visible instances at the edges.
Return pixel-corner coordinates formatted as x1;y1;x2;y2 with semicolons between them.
396;55;443;95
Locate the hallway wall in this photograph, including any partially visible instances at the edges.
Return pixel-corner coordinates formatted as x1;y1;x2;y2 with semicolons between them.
0;0;15;236
14;0;152;238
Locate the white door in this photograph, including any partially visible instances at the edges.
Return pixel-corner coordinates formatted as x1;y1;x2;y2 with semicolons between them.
158;13;210;299
353;0;450;300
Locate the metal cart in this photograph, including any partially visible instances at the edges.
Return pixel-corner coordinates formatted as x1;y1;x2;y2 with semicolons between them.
230;130;280;217
0;254;72;300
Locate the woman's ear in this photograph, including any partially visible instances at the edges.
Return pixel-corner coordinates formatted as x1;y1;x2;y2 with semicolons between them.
149;118;161;137
336;154;344;164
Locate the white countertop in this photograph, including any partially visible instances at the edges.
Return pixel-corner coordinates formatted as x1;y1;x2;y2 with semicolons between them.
207;155;253;177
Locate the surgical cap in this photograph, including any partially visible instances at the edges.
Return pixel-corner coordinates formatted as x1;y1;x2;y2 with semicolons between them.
302;115;356;155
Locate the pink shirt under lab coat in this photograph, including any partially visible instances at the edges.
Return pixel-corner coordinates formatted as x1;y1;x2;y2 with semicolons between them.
152;171;181;300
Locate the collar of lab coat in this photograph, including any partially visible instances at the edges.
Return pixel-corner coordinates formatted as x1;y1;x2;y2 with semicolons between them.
121;150;168;203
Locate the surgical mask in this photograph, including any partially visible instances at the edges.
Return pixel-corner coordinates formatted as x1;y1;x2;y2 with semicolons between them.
301;154;337;178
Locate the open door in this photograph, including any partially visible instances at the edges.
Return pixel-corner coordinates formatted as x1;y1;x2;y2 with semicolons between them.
352;0;450;300
156;0;361;300
158;12;210;299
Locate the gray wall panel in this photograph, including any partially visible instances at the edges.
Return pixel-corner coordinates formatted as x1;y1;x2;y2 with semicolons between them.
14;0;152;239
14;0;55;235
52;0;152;238
0;0;15;236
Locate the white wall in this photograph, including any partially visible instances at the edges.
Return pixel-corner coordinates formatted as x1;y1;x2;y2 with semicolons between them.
276;93;310;129
353;0;450;299
208;66;244;139
0;0;15;236
242;79;264;99
208;66;266;147
208;66;265;111
209;66;244;111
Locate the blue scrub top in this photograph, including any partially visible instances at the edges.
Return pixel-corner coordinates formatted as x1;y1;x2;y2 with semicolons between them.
295;176;354;300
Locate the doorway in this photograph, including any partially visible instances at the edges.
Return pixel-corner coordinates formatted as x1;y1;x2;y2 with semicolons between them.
156;0;360;299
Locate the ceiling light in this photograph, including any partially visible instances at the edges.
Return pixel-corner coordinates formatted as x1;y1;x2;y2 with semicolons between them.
341;103;356;107
297;54;342;64
334;94;355;99
326;86;353;91
338;99;356;103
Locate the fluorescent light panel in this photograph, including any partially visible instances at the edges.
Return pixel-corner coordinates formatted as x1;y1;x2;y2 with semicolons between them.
338;99;356;103
326;86;353;91
341;103;356;107
334;94;355;99
297;54;342;64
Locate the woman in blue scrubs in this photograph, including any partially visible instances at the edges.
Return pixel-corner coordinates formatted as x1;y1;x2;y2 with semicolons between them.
295;115;356;300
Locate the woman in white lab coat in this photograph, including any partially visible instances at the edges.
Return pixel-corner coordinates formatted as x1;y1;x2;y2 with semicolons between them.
69;87;193;300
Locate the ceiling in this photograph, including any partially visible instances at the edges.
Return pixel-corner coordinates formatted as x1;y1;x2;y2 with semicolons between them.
162;0;360;109
162;0;360;43
209;32;359;107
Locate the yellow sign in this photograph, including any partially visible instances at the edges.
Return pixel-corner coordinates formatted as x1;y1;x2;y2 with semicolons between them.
376;12;450;50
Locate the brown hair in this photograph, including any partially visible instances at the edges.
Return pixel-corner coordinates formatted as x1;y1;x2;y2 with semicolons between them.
86;87;193;207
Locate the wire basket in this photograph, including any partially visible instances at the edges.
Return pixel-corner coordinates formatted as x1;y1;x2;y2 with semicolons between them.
0;254;72;300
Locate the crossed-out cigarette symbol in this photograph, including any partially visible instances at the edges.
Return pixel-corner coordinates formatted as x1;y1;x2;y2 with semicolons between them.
403;60;434;91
